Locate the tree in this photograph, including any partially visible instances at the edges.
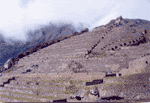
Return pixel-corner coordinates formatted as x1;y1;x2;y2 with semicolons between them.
24;51;31;56
35;44;42;49
17;53;25;59
41;42;48;48
29;47;37;54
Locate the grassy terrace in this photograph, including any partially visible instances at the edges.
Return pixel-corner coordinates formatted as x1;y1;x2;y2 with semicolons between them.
102;72;150;91
6;79;94;94
3;69;149;102
1;94;42;102
1;91;65;100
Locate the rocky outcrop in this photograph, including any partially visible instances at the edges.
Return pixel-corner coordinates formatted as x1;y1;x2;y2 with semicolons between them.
72;88;87;100
88;87;100;101
115;16;123;25
4;58;15;69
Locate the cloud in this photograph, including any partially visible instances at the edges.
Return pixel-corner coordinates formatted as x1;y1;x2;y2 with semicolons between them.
91;4;120;29
0;0;150;42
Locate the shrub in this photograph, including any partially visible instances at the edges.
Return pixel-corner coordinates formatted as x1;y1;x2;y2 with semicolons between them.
14;57;19;61
11;58;16;64
48;40;55;45
58;37;64;41
56;39;61;42
73;31;79;36
35;44;42;49
17;53;25;59
53;39;59;43
30;47;38;53
67;35;72;38
62;36;68;40
24;51;31;56
41;42;48;48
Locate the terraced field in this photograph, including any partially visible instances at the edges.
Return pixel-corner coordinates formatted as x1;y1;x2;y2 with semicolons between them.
1;16;150;102
0;70;107;102
0;69;150;102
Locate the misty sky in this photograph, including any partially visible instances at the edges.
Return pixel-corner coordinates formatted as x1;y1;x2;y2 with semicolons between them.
0;0;149;42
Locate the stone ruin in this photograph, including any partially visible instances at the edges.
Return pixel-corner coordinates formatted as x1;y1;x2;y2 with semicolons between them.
84;79;103;86
88;15;150;58
105;71;121;77
53;98;67;102
89;87;100;96
72;88;87;101
1;16;150;102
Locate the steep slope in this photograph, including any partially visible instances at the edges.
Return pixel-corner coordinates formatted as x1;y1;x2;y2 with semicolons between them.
1;16;150;102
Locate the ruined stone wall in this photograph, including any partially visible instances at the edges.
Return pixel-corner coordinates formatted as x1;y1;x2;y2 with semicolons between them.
86;16;150;58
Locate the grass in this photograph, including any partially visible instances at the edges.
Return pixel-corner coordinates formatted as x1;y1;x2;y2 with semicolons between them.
3;78;92;95
18;72;105;83
0;89;66;102
4;67;149;102
1;94;41;102
103;82;125;90
102;72;150;91
18;83;65;87
7;83;65;93
89;51;108;58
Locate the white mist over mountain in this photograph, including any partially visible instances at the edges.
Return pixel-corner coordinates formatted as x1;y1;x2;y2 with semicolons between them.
0;0;150;43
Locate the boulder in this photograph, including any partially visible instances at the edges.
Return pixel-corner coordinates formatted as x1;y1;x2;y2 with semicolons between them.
88;87;100;101
73;88;87;100
0;66;4;72
116;73;121;77
115;16;123;25
4;58;15;69
90;87;99;96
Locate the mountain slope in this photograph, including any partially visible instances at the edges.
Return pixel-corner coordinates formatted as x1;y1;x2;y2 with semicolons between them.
0;16;150;102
